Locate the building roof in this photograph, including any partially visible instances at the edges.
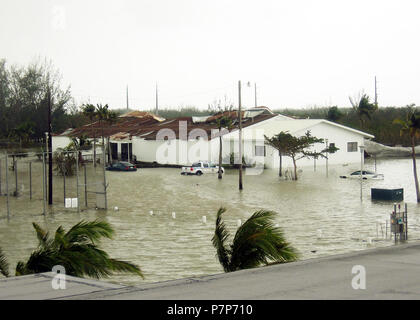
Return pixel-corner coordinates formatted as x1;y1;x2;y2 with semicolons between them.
224;118;374;140
56;110;277;141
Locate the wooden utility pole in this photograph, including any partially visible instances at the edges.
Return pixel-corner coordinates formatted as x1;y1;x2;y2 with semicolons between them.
238;81;243;190
374;76;378;106
48;89;53;205
254;83;257;107
155;83;159;116
126;85;129;110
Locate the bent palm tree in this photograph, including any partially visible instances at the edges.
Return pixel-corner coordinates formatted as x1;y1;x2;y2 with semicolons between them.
394;111;420;202
0;247;10;277
15;220;144;279
212;207;298;272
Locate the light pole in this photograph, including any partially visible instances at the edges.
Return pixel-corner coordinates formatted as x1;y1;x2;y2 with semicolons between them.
359;145;365;201
237;81;252;191
238;81;243;190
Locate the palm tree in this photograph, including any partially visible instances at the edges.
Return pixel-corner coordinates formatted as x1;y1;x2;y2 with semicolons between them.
349;92;377;129
394;111;420;202
212;207;298;273
0;247;10;277
105;110;118;164
82;104;98;166
15;220;144;279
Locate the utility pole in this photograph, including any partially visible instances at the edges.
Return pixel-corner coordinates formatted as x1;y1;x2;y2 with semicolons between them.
155;83;159;116
238;80;243;190
48;89;53;205
126;85;129;110
254;83;257;107
374;76;378;106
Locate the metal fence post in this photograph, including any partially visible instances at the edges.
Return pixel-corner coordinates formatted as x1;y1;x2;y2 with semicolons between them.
29;162;32;200
42;152;46;215
84;164;88;207
5;153;10;219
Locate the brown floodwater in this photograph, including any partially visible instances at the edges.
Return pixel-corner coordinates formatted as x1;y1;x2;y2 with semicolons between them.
0;155;420;286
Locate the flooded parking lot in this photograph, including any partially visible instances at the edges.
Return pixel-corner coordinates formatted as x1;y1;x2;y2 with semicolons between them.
1;157;420;285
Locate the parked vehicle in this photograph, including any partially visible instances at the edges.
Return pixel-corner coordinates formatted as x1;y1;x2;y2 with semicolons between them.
181;161;224;176
340;170;384;180
106;162;137;171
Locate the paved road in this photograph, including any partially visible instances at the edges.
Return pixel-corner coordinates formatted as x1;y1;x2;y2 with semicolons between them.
1;242;420;299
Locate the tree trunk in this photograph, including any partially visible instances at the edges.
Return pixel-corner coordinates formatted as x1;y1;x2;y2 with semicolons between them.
218;135;223;179
411;137;420;202
279;151;282;177
292;157;298;181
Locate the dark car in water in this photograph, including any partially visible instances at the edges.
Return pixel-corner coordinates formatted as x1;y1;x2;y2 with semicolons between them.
106;162;137;171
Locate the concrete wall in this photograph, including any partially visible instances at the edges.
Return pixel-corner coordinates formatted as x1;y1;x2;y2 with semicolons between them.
264;122;367;169
52;136;71;152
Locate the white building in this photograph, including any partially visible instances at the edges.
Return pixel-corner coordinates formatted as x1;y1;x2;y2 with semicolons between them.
52;108;374;168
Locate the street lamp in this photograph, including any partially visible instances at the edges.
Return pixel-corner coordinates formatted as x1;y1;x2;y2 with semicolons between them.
359;145;365;201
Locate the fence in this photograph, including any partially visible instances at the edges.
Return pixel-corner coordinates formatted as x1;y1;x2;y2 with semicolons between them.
0;150;108;220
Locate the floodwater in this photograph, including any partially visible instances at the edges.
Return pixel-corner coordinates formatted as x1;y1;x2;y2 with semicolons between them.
0;156;420;286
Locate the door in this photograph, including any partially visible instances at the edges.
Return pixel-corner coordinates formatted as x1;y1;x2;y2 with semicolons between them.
121;143;129;161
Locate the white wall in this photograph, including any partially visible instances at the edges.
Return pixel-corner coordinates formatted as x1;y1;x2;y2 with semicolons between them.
264;122;366;169
52;136;71;152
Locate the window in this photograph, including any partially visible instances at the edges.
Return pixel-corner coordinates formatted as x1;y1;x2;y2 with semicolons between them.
255;145;266;157
347;142;358;152
203;163;209;168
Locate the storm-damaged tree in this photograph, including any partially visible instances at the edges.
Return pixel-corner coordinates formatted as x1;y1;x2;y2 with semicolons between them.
212;207;298;273
265;130;339;180
349;92;378;129
6;220;144;279
393;109;420;202
0;247;10;277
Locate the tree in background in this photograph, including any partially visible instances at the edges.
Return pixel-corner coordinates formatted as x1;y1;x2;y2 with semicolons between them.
212;207;298;273
82;103;98;166
393;109;420;202
265;131;338;180
326;106;343;122
349;92;378;128
0;58;73;141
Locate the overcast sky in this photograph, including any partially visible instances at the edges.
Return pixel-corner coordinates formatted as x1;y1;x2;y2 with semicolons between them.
1;0;419;111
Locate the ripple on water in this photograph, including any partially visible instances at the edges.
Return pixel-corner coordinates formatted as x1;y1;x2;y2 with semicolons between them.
0;159;419;285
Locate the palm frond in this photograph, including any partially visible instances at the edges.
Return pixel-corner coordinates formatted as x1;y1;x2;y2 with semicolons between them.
230;210;298;271
108;259;144;279
17;220;143;280
32;222;50;247
211;207;231;272
0;247;10;277
64;220;114;245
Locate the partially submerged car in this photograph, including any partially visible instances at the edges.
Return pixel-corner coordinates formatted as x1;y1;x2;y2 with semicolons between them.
181;161;224;176
106;161;137;171
340;170;384;180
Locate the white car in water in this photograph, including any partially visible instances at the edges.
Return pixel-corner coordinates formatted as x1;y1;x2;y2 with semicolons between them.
340;170;384;180
181;161;224;176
